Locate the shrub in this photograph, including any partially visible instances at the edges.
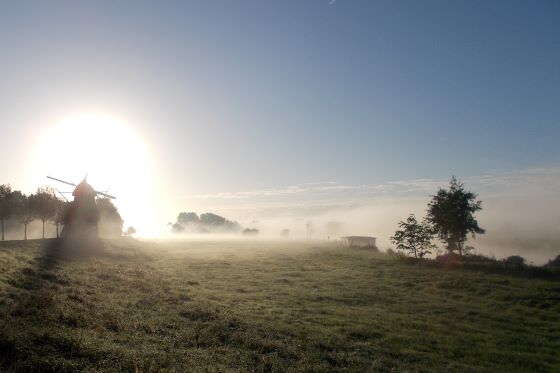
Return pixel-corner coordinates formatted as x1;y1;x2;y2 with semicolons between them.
503;255;525;268
385;248;397;256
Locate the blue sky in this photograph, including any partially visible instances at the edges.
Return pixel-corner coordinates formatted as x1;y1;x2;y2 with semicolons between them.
0;1;559;237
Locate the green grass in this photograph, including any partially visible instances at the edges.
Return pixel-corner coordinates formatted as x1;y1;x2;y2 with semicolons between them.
0;238;559;372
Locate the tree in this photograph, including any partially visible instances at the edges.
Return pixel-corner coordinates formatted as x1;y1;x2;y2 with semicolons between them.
390;214;435;259
30;187;57;239
426;176;485;256
126;226;137;236
171;212;241;233
242;228;259;236
504;255;525;268
0;184;14;241
52;199;70;238
200;213;227;226
177;212;200;225
14;192;34;241
97;198;124;237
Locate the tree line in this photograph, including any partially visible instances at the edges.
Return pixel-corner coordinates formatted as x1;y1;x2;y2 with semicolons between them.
171;212;241;233
391;176;485;259
0;184;64;240
0;183;123;241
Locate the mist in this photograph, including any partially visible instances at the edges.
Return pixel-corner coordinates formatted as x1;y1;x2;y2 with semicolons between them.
192;168;560;265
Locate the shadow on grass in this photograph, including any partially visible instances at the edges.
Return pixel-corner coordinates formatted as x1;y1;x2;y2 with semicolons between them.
0;236;106;369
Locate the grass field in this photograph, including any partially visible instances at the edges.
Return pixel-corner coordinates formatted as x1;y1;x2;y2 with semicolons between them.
0;238;559;372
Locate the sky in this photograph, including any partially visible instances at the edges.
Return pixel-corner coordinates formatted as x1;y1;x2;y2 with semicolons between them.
0;1;559;258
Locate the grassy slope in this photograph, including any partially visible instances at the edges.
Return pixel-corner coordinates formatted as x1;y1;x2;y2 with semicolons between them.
0;239;558;372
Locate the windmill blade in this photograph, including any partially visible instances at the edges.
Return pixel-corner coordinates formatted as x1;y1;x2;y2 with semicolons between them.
95;191;116;199
47;176;77;187
55;188;69;202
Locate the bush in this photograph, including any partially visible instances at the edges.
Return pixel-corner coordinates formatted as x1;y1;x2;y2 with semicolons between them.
504;255;525;268
547;255;560;268
242;228;259;236
385;248;397;256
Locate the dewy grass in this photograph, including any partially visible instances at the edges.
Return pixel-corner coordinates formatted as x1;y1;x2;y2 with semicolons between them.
0;238;558;372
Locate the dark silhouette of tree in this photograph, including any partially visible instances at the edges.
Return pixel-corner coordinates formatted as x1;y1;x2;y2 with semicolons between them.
390;214;435;259
172;212;241;233
0;184;14;241
426;176;485;256
172;222;185;232
14;192;34;241
52;199;70;238
199;213;241;232
547;255;560;268
30;187;57;239
178;212;200;225
200;213;227;226
504;255;525;268
97;198;123;237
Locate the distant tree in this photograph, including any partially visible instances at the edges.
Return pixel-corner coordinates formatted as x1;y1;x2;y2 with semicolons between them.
242;228;259;236
171;212;241;233
0;184;14;241
426;176;485;256
546;255;560;268
203;212;241;232
30;187;57;239
177;212;200;225
199;213;227;226
390;214;435;259
173;212;200;232
14;192;34;241
172;222;185;233
504;255;525;268
126;226;137;236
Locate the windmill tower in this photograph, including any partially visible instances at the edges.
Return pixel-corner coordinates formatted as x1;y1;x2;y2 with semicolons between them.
47;175;116;238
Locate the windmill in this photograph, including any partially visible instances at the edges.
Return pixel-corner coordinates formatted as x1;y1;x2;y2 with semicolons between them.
47;175;116;238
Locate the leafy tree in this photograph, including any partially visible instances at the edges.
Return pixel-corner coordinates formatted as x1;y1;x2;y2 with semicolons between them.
177;212;199;225
97;198;123;237
30;187;57;239
172;212;241;233
546;255;560;268
242;228;259;236
426;176;485;256
0;184;14;241
52;199;70;238
200;213;227;226
504;255;525;268
14;192;34;241
390;214;435;259
172;222;185;233
126;226;137;236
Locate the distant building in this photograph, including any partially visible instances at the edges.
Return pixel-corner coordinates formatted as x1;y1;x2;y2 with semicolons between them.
340;236;377;249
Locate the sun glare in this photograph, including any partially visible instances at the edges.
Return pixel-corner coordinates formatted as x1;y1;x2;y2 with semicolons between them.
32;115;157;235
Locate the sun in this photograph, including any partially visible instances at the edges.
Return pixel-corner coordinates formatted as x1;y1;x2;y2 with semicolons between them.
32;114;157;235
